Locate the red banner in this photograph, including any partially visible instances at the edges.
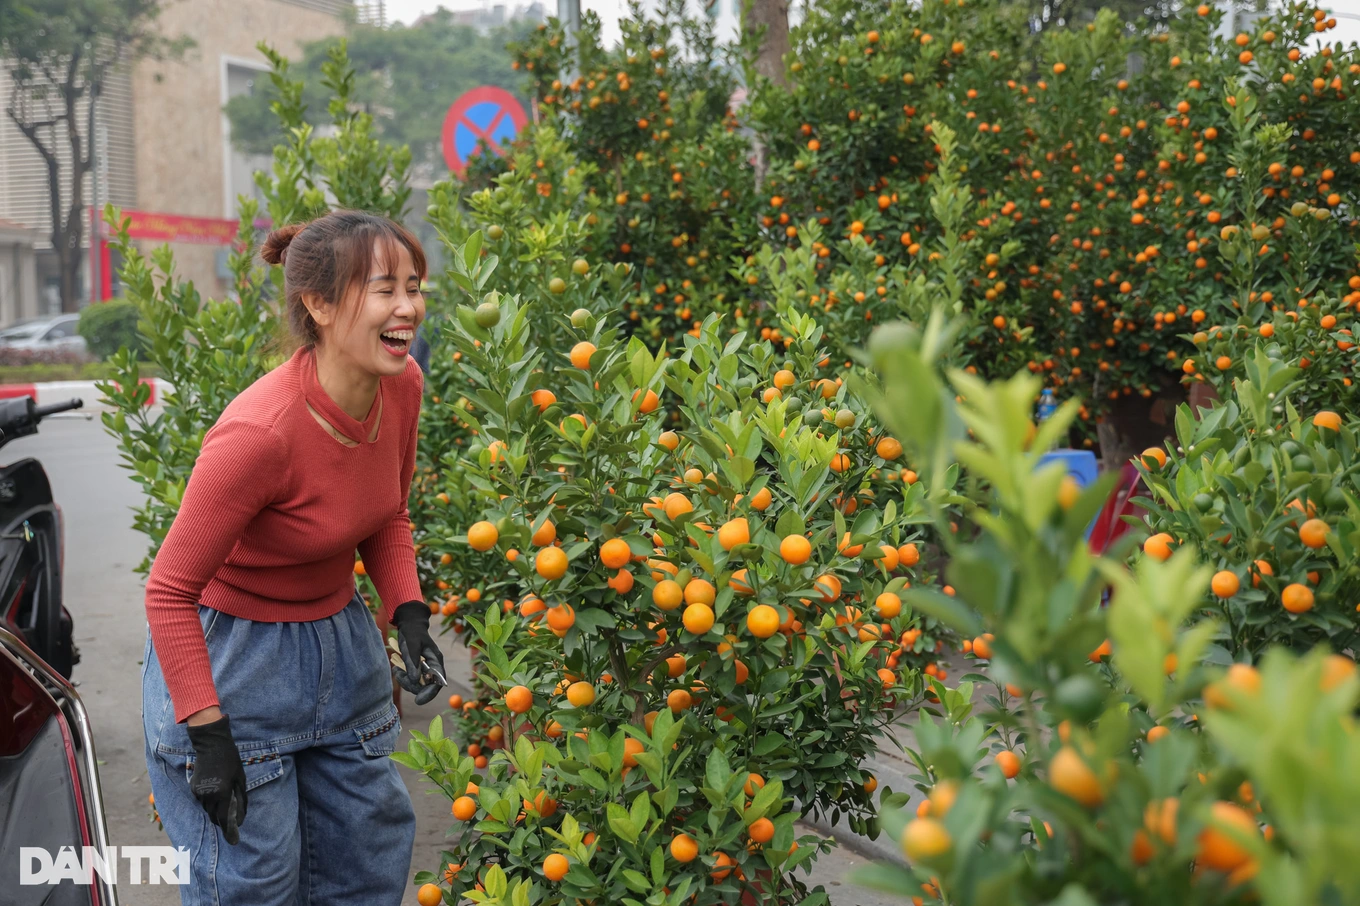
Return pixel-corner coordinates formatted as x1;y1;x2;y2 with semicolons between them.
96;208;272;246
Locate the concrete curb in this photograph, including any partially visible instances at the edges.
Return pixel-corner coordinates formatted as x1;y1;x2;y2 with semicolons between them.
0;377;171;407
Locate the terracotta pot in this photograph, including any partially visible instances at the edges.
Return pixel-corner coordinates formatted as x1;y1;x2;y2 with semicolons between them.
1189;380;1220;414
1095;385;1185;467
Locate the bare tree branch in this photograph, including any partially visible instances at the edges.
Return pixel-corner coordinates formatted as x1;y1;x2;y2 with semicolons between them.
5;108;59;169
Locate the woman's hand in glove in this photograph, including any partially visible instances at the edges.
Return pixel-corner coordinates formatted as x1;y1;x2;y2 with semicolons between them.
185;714;247;845
391;600;446;705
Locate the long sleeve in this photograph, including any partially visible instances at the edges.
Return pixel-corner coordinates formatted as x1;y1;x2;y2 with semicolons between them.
359;365;425;622
144;418;287;723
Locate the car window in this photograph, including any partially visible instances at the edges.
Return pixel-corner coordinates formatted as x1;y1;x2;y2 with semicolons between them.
44;322;72;339
0;322;43;340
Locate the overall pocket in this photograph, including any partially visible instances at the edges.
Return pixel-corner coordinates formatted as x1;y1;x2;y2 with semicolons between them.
147;606;228;756
199;604;223;648
140;627;152;683
352;706;401;757
187;746;284;793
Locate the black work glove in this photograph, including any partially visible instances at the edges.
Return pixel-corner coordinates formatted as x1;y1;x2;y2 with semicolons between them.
391;600;446;705
186;714;247;845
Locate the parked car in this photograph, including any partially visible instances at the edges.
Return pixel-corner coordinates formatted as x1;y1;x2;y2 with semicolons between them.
0;314;87;356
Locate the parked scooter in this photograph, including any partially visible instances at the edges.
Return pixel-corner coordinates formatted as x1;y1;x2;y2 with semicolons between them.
0;395;83;677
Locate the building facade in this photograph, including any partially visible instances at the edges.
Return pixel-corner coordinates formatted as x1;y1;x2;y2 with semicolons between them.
0;219;40;327
431;1;546;34
129;0;351;298
0;0;351;322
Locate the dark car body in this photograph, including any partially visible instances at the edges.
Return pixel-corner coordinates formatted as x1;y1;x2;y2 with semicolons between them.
0;626;118;904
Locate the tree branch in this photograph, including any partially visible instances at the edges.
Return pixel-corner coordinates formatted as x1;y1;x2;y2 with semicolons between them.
5;105;61;167
636;644;684;684
9;114;59;132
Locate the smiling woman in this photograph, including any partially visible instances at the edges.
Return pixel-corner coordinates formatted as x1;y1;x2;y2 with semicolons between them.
262;212;426;350
140;207;443;902
262;210;428;420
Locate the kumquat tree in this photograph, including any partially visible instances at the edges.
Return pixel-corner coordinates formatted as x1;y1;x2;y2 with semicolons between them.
740;0;1360;457
849;310;1360;906
506;0;760;345
398;174;969;902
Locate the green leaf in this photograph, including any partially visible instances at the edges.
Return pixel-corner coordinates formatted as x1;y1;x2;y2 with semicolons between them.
475;255;500;289
754;734;785;756
607;803;640;844
747;778;784;823
705;747;732;794
630;790;653;837
572;609;616;633
655;782;679;817
900;587;983;637
463;231;483;271
388;751;422;771
651;845;665;884
718;354;739;384
775;508;807;539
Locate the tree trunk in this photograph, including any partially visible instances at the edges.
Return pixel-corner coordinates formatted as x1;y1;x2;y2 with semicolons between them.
6;50;91;312
59;58;89;313
1095;419;1138;472
35;130;74;311
55;231;80;312
744;0;790;88
743;0;789;191
1188;380;1220;413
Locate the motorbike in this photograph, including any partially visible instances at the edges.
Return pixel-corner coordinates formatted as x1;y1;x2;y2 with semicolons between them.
0;393;120;904
0;394;83;676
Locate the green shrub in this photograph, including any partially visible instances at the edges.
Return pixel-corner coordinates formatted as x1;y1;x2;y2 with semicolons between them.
79;299;145;361
0;362;162;383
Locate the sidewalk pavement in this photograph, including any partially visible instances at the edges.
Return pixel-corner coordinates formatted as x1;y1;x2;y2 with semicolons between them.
0;377;169;406
392;636;927;905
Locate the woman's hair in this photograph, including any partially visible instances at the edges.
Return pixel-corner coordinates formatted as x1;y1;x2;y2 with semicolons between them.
260;209;427;357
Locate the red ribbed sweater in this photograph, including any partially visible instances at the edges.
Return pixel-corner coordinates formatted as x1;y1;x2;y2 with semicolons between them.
144;345;424;723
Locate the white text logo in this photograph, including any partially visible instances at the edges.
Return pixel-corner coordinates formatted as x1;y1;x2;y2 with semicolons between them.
19;846;191;885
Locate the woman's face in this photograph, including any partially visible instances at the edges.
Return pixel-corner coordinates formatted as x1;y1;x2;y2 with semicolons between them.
318;239;425;377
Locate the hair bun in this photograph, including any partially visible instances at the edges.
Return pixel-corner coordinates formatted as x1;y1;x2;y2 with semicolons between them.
261;222;306;266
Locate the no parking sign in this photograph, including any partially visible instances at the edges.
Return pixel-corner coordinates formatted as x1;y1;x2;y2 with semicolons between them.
440;86;529;176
